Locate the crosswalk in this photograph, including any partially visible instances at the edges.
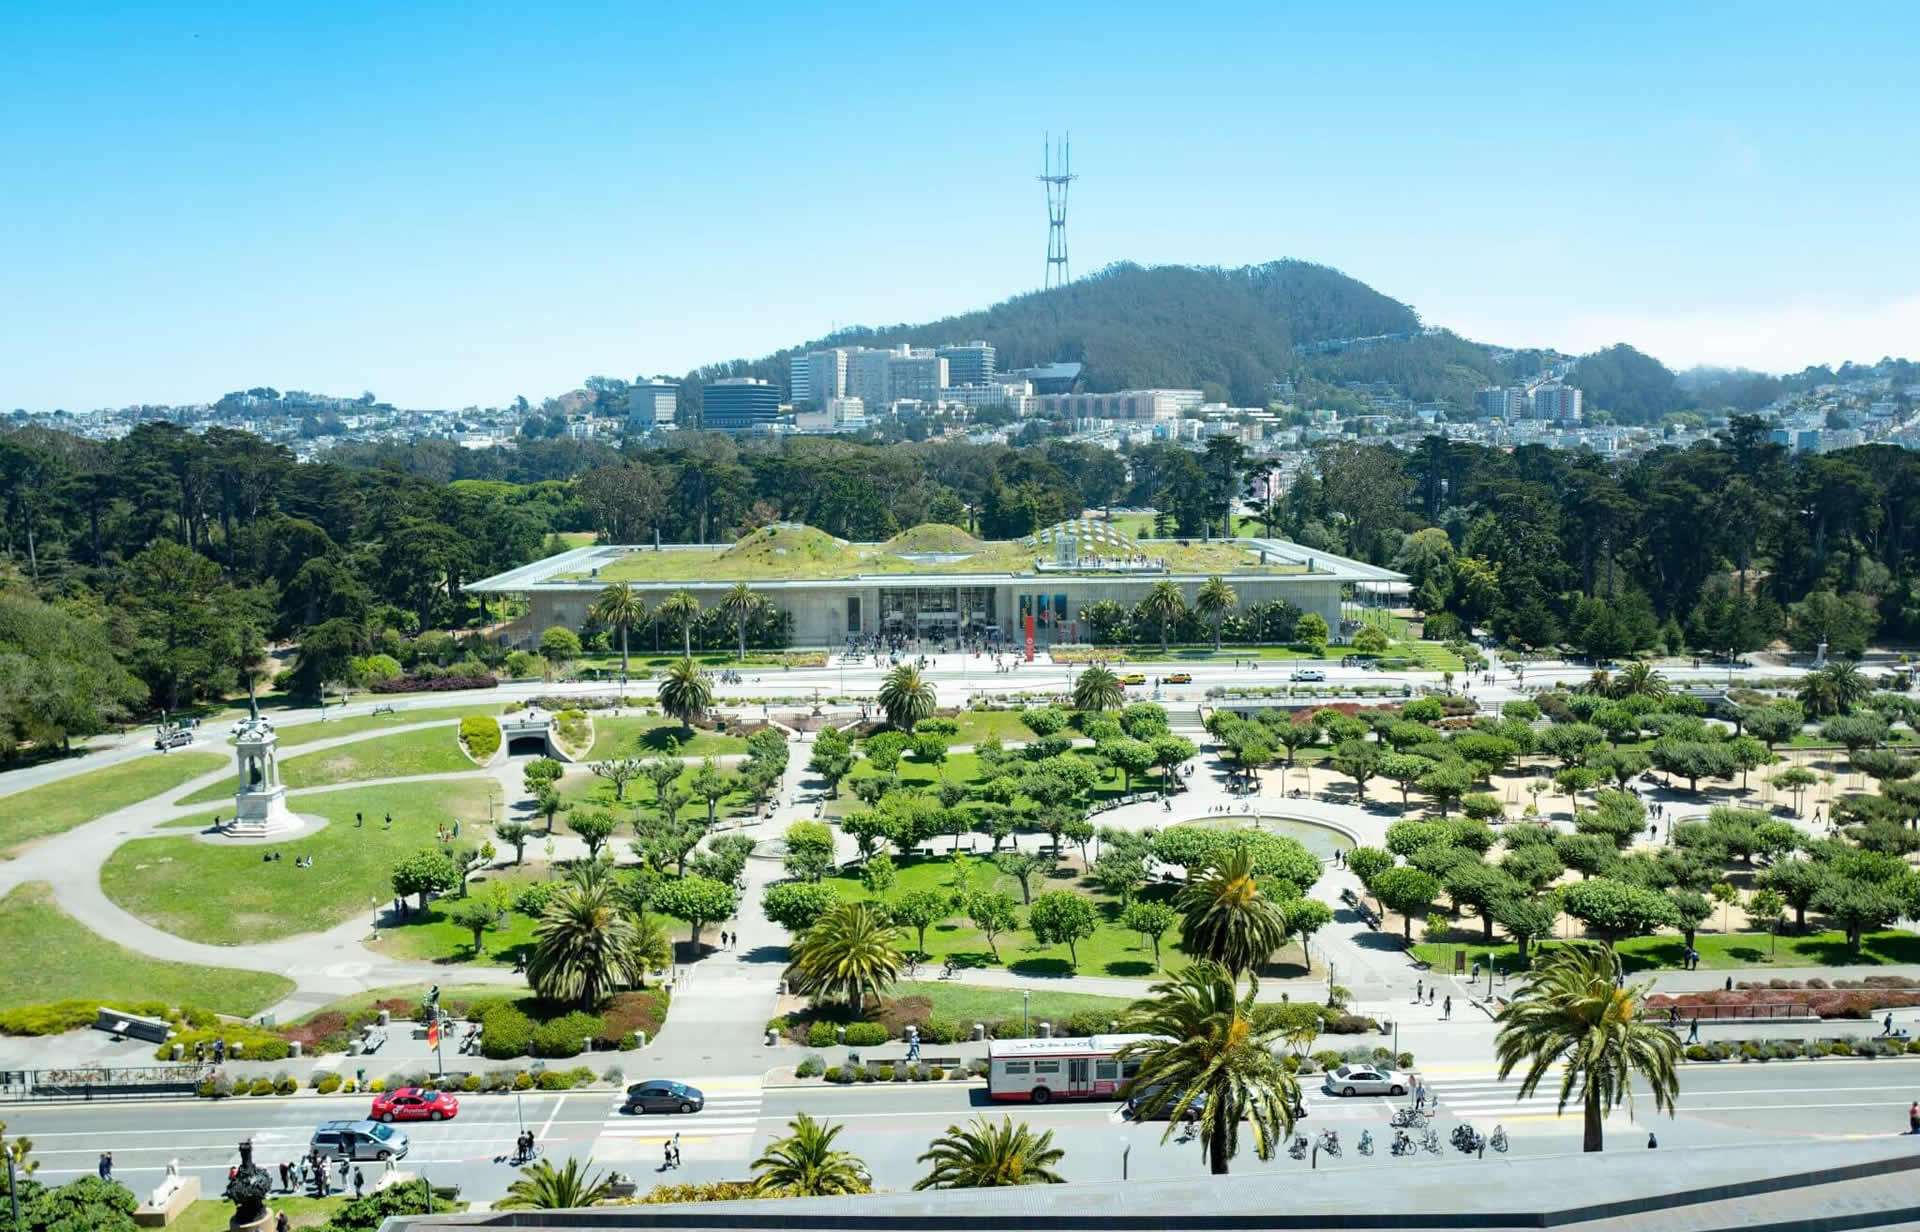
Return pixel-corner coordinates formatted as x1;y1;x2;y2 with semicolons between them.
1283;1074;1623;1133
592;1077;765;1161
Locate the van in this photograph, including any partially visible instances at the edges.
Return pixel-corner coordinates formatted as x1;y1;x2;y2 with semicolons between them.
310;1120;408;1161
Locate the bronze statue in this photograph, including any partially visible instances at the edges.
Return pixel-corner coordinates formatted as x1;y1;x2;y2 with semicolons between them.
225;1138;272;1226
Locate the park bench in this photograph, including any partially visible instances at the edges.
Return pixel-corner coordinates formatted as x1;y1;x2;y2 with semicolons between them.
371;703;396;715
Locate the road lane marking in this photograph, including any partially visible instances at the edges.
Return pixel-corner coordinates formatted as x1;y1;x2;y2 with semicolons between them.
538;1094;565;1142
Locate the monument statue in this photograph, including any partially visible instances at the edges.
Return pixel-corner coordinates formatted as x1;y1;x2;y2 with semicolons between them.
225;717;299;837
225;1138;272;1229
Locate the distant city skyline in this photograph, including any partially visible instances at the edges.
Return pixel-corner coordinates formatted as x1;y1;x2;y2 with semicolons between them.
4;1;1917;410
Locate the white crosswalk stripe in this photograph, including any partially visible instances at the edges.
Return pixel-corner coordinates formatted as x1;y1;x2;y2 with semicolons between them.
596;1081;764;1141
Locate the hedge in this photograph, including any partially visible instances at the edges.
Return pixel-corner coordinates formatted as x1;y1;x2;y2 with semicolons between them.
373;675;499;694
460;716;502;762
161;1025;290;1062
0;999;215;1037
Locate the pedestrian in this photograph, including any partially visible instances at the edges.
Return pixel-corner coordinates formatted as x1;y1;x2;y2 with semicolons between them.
279;1161;291;1191
1414;979;1423;1003
452;819;460;839
98;1151;112;1181
1443;995;1452;1020
1908;1101;1919;1134
1725;976;1733;992
356;811;363;828
1885;1012;1896;1037
353;1167;364;1197
663;1140;675;1171
672;1132;682;1168
1686;1016;1700;1044
214;1037;226;1063
1426;987;1434;1006
276;1212;291;1232
1647;1132;1658;1149
907;1034;921;1062
384;813;393;830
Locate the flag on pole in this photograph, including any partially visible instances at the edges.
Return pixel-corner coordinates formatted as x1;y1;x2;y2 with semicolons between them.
426;1018;440;1049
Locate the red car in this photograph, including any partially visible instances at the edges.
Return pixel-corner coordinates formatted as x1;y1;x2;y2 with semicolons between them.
369;1087;459;1123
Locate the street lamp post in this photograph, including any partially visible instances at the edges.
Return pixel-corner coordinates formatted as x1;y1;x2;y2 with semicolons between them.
1022;989;1031;1038
1122;1142;1131;1180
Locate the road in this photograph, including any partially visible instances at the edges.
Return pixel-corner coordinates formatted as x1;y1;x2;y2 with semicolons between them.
9;1057;1912;1202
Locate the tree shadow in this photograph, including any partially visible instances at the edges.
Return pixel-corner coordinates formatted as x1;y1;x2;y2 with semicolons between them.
738;944;789;966
1009;958;1076;978
1103;960;1155;977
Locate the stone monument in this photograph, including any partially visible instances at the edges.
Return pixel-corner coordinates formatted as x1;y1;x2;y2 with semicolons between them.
225;717;299;837
223;1138;273;1231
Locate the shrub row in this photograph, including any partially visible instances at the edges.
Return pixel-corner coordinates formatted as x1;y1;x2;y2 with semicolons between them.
161;1024;291;1062
459;715;501;761
823;1062;968;1084
0;999;217;1037
795;1004;1379;1048
1683;1035;1915;1062
372;674;498;694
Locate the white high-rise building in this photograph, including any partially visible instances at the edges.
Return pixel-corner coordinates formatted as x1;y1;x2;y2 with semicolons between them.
791;349;852;409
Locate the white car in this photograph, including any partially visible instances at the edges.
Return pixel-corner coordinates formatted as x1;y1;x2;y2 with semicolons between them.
1290;668;1326;683
1321;1063;1410;1097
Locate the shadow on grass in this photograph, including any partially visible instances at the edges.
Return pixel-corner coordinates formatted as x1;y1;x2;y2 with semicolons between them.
1009;958;1076;978
1103;960;1155;977
637;725;698;752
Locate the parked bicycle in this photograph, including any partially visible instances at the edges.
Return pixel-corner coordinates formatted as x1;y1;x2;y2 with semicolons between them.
1390;1105;1429;1129
1450;1123;1485;1155
1420;1127;1442;1154
1389;1129;1417;1157
1357;1129;1374;1156
1489;1124;1509;1154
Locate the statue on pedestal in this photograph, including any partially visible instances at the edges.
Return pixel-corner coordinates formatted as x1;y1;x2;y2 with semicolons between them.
225;1138;273;1230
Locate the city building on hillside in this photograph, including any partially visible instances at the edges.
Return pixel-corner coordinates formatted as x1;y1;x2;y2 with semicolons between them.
936;340;997;387
701;378;781;431
1004;362;1082;394
793;396;866;433
625;379;678;432
1532;385;1583;422
887;350;948;402
1029;389;1204;421
790;348;852;409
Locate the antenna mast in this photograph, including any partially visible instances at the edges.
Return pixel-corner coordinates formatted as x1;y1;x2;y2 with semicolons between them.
1039;132;1076;290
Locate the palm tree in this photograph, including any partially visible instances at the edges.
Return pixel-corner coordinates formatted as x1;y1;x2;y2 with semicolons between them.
1175;847;1290;975
1117;962;1298;1175
1798;661;1869;717
1195;576;1237;651
659;589;700;658
657;657;712;734
1141;580;1186;656
590;584;644;681
787;901;904;1010
877;663;936;731
496;1157;613;1209
1610;660;1667;701
913;1116;1066;1189
527;876;648;1009
1072;664;1124;713
721;582;760;662
1493;941;1681;1153
752;1114;870;1197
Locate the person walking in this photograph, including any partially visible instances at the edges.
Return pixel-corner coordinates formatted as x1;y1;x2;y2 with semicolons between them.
1442;995;1452;1020
671;1132;682;1169
1686;1016;1701;1044
98;1152;112;1181
663;1139;675;1171
1426;987;1434;1006
1646;1132;1659;1149
353;1167;364;1198
1414;979;1423;1003
1908;1101;1919;1134
278;1161;291;1192
276;1212;290;1232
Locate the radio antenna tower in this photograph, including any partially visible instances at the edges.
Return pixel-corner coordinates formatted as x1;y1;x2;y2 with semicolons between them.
1039;132;1076;290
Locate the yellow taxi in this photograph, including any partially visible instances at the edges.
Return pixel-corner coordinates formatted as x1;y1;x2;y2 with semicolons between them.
1120;673;1147;685
1164;672;1193;684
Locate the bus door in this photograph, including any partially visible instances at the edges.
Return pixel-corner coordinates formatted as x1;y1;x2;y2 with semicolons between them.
1068;1057;1091;1096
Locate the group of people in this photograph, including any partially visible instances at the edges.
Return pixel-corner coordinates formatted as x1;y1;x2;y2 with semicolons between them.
512;1131;538;1164
714;929;737;950
192;1037;228;1063
257;850;314;868
660;1132;683;1170
278;1153;362;1198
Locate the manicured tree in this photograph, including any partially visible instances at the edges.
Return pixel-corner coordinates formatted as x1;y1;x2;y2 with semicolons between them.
1812;878;1906;953
912;731;950;775
1072;665;1125;713
391;848;460;914
1329;738;1383;800
591;583;645;679
1120;899;1178;969
807;729;854;798
1740;703;1804;752
1196;576;1238;650
1491;893;1559;964
450;897;504;956
1709;880;1740;933
567;808;620;859
657;657;712;734
967;890;1021;961
1494;942;1681;1152
1141;580;1187;655
1445;861;1520;942
1557;877;1679;949
1372;866;1440;941
493;820;534;865
658;590;699;657
652;873;740;948
1723;735;1770;791
1117;963;1299;1175
1747;887;1786;959
1294;612;1329;653
588;755;643;803
1101;737;1156;795
914;1116;1066;1189
1461;793;1505;825
1554;832;1617;880
538;626;580;677
1344;845;1393;895
523;756;564;798
878;664;937;731
533;786;571;836
1418;760;1474;817
1284;897;1335;970
1149;733;1197;795
1666;889;1712;952
1027;890;1100;969
752;1114;871;1198
782;820;836;882
1121;702;1171;740
993;850;1049;906
1379;753;1432;813
891;887;951;959
1272;716;1318;767
1769;766;1818;812
761;881;842;933
1591;747;1651;791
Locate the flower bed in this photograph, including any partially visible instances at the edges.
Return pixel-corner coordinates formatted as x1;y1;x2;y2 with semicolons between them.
373;674;499;693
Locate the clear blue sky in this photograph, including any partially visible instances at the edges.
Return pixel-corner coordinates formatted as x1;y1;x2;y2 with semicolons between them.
5;1;1918;410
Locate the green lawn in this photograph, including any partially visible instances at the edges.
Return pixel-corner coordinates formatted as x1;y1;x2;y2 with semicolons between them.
1413;927;1920;974
174;1197;345;1232
1051;645;1324;665
0;883;292;1014
584;715;749;760
563;761;760;826
287;983;522;1026
270;704;505;749
0;751;227;854
181;726;480;804
378;865;547;966
101;780;495;945
943;711;1060;746
822;855;1196;978
884;981;1138;1027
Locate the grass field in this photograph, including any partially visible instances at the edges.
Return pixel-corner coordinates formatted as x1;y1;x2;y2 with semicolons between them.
175;1197;345;1232
0;883;293;1014
942;711;1055;746
271;704;506;749
101;780;495;945
0;750;227;853
561;760;759;826
378;865;546;965
584;715;749;759
1412;927;1920;974
883;981;1138;1026
181;725;480;804
821;855;1196;978
1050;645;1323;664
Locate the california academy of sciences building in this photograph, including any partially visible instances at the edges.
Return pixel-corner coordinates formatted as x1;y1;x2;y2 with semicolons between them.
467;520;1405;650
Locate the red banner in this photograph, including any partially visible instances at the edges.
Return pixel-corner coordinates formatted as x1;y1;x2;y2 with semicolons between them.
1024;614;1036;661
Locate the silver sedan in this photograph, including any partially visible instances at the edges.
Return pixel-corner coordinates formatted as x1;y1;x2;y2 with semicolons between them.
1321;1064;1410;1097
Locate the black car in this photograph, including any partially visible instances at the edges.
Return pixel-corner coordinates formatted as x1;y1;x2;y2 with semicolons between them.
1125;1084;1204;1121
623;1080;705;1114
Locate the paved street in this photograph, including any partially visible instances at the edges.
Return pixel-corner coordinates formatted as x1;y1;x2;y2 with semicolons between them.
10;1054;1919;1203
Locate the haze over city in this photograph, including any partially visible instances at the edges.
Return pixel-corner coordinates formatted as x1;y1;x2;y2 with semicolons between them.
5;0;1919;410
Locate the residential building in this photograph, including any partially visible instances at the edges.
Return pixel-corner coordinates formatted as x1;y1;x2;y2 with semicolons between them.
625;379;678;432
887;350;949;402
701;378;781;431
1532;385;1583;421
936;341;996;387
847;348;894;407
1029;389;1204;421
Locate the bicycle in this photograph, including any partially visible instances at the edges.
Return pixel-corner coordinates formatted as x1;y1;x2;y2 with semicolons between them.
1316;1129;1341;1158
1420;1127;1442;1154
1357;1129;1374;1156
1449;1123;1485;1155
1489;1124;1508;1154
1390;1105;1429;1129
1389;1129;1417;1157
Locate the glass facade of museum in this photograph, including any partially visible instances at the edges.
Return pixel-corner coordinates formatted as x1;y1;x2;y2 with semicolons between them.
878;586;999;636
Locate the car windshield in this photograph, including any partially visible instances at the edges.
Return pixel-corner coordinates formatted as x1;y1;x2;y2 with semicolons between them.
369;1124;397;1141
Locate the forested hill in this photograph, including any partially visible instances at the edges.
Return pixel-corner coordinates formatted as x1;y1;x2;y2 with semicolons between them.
699;261;1423;406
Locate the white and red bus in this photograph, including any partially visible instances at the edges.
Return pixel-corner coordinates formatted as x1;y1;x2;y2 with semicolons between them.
986;1034;1158;1104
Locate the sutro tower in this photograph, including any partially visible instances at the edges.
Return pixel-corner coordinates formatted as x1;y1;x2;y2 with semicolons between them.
1039;132;1076;290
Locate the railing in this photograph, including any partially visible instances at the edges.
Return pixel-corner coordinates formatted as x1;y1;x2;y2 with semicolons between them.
0;1065;215;1102
1646;1001;1812;1022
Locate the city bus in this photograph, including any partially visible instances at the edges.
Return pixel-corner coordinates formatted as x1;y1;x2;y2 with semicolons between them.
985;1034;1158;1104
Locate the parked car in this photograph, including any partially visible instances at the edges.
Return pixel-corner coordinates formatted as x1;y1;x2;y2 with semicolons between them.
369;1086;459;1122
1163;673;1193;684
623;1080;705;1114
1321;1064;1410;1097
1120;673;1147;685
310;1120;408;1161
1125;1083;1203;1121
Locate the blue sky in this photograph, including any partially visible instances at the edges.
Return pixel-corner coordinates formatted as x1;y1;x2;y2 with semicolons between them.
4;1;1918;410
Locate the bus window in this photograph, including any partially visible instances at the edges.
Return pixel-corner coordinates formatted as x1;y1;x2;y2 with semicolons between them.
1121;1061;1141;1078
1096;1060;1118;1080
1034;1061;1060;1074
1004;1061;1030;1075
